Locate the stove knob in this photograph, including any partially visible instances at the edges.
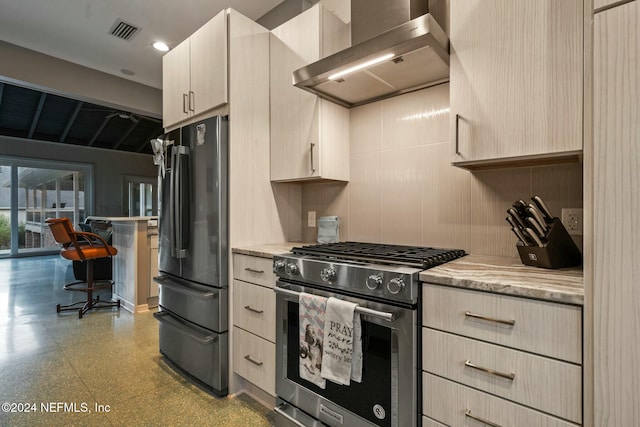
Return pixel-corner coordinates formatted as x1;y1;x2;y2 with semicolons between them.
285;263;299;275
366;274;383;290
387;277;405;294
320;267;336;282
273;260;286;274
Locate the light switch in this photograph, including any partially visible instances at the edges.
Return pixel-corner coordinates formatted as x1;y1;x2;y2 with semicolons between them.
308;211;316;227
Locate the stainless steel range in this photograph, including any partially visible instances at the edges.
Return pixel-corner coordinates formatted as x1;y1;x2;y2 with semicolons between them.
273;242;465;427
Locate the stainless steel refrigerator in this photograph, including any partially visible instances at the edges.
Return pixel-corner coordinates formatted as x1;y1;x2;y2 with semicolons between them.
153;115;229;396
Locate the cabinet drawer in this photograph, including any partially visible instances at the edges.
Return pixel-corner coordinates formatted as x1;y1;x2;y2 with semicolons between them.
423;373;577;427
233;326;275;396
423;328;582;423
423;283;582;363
233;254;276;288
232;279;276;342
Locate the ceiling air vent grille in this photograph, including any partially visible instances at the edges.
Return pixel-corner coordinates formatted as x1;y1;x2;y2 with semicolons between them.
109;19;140;41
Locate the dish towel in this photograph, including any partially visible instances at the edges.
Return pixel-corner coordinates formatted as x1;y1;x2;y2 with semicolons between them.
299;292;327;389
321;297;362;385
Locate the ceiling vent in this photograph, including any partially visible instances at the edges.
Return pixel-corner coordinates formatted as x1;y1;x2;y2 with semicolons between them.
109;19;140;41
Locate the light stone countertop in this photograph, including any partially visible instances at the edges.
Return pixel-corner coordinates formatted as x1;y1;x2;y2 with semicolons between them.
419;254;584;305
232;242;311;259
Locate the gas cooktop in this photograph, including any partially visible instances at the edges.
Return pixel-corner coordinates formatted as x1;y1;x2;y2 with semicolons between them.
290;242;466;269
274;242;466;305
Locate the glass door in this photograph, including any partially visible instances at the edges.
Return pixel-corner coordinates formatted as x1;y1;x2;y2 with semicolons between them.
0;157;93;257
0;163;13;256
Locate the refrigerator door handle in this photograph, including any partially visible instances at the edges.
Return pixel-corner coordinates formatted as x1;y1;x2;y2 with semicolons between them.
169;146;177;257
175;146;189;259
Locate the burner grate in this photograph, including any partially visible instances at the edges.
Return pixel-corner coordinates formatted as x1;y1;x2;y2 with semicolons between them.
291;242;466;269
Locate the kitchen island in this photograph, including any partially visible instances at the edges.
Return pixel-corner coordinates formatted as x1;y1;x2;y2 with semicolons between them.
86;216;159;313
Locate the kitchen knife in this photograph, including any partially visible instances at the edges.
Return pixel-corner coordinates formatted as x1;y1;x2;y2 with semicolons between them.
505;215;519;230
513;200;529;216
523;227;545;247
511;226;529;246
507;208;528;229
527;205;549;231
531;195;554;222
526;216;547;241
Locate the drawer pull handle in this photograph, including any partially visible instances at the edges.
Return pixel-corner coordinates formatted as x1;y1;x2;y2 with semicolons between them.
244;268;264;274
464;360;515;380
244;355;263;366
244;305;264;314
465;311;515;326
464;410;502;427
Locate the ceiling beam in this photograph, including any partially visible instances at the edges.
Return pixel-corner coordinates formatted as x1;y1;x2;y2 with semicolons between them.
136;127;162;153
88;115;112;146
28;93;47;139
112;119;141;150
59;101;83;143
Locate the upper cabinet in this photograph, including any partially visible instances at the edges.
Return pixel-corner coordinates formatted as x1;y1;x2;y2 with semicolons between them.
449;0;583;168
270;4;350;182
162;11;228;129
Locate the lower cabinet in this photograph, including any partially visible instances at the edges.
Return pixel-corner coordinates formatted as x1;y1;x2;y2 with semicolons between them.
231;253;277;397
422;283;583;426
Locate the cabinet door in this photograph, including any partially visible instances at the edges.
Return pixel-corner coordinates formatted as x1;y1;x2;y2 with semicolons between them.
270;5;349;182
162;38;190;128
450;0;583;164
190;10;228;116
270;6;322;181
593;2;640;426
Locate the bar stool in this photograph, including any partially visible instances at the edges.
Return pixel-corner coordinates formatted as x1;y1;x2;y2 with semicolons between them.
46;217;120;318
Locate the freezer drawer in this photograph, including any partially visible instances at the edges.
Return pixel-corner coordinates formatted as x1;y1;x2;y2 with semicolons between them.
155;310;228;395
156;274;228;333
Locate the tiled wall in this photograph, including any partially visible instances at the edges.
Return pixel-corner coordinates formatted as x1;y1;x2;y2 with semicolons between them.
301;83;583;257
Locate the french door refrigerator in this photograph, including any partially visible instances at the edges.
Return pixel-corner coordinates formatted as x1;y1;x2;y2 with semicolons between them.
153;115;229;396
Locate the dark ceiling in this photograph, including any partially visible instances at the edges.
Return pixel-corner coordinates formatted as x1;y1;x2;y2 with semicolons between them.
0;81;162;155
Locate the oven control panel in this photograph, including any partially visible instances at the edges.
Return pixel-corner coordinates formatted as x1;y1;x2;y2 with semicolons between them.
273;254;421;305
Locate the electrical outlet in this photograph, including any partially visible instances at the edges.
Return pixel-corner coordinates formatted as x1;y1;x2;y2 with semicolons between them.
308;211;316;228
561;208;583;236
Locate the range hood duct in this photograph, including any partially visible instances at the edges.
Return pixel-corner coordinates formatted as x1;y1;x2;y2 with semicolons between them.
293;0;449;108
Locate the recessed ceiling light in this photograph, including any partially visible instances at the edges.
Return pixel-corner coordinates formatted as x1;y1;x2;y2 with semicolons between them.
120;68;135;76
153;41;170;52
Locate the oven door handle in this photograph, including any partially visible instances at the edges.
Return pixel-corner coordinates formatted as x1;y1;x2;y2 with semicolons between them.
273;287;395;322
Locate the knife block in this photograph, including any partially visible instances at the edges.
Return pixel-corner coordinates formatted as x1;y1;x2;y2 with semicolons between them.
516;218;582;269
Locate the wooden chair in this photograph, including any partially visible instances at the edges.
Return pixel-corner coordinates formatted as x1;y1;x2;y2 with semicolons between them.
46;217;120;318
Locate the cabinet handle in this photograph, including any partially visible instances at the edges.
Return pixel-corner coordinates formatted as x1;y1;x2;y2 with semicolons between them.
464;410;502;427
464;360;515;380
244;267;264;274
455;113;461;155
188;91;195;112
183;93;189;114
244;305;264;314
310;142;316;173
244;354;263;366
464;311;515;326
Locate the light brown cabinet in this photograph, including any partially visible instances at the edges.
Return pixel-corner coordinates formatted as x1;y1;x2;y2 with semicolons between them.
422;283;583;426
231;253;276;396
592;1;640;425
449;0;583;168
270;4;350;182
162;10;227;129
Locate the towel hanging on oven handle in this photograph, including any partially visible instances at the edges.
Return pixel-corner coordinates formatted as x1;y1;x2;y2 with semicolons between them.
274;287;395;322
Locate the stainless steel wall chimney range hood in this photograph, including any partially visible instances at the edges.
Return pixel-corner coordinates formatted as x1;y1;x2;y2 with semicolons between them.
293;0;449;108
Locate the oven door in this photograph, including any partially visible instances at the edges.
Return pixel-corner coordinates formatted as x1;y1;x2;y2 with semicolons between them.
274;280;418;427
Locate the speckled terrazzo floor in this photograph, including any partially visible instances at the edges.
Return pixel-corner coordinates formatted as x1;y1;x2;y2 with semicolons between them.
0;255;275;426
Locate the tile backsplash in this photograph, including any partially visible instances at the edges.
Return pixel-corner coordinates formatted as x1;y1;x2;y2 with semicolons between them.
301;83;583;258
